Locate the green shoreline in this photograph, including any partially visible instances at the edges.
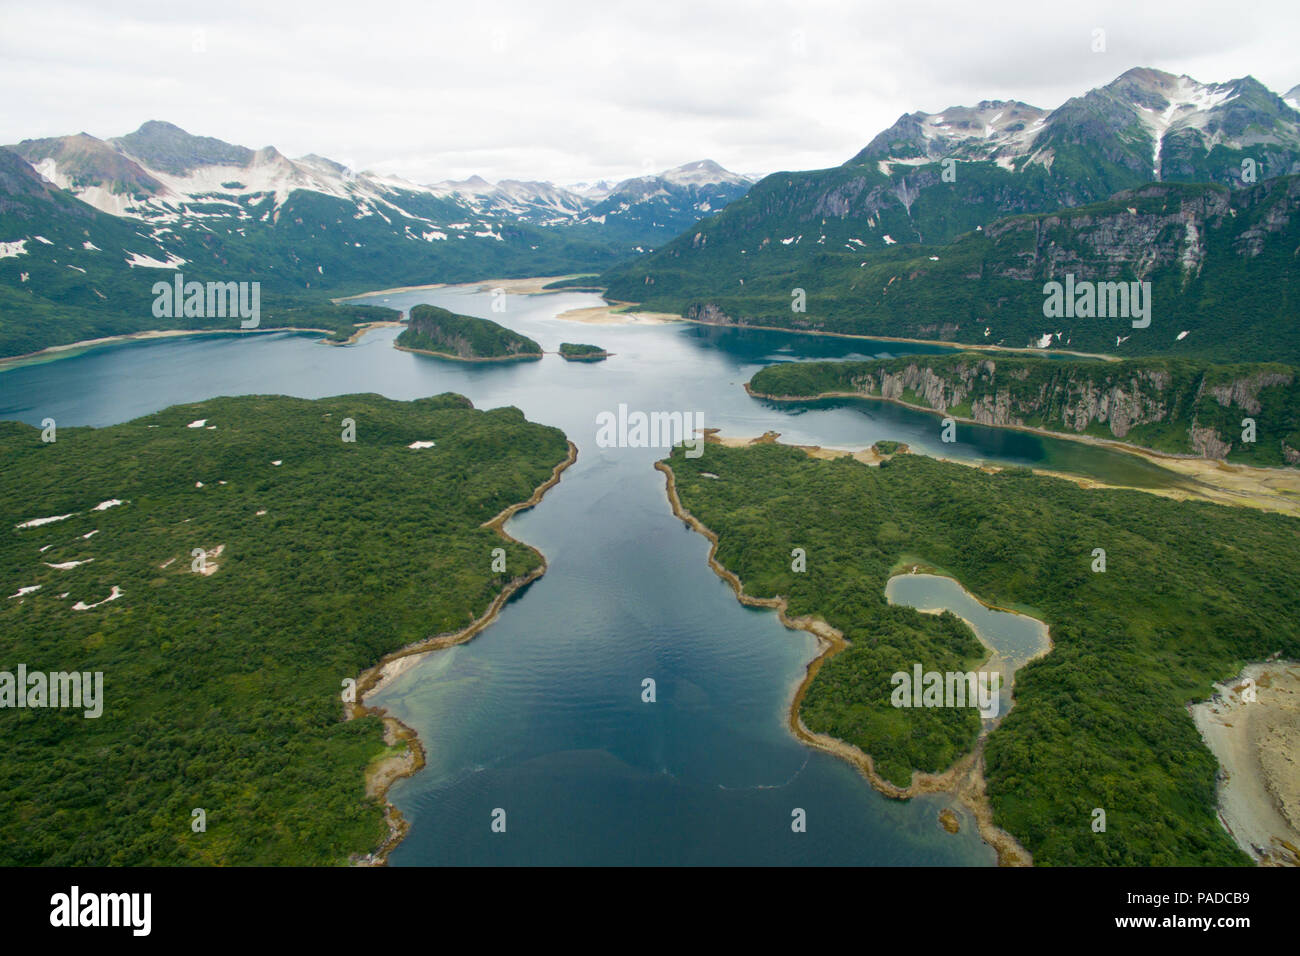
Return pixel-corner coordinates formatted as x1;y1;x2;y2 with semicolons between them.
745;381;1300;476
392;343;543;363
351;440;578;865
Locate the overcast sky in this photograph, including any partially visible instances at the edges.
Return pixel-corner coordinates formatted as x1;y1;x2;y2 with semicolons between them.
2;0;1297;185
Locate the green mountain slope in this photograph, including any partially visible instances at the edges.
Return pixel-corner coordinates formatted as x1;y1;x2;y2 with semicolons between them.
604;176;1300;362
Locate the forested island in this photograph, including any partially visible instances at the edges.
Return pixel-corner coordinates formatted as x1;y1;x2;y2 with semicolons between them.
659;440;1300;865
558;342;609;361
394;304;542;361
0;393;571;864
750;355;1300;466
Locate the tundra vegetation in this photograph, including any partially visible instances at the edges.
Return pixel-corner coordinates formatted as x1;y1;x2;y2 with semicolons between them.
603;177;1300;363
0;393;569;864
661;440;1300;865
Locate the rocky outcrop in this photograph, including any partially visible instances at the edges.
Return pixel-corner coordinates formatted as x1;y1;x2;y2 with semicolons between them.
1206;370;1292;415
687;303;735;325
842;358;1293;459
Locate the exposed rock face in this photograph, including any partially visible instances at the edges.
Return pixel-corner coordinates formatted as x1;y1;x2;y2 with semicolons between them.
847;358;1293;458
687;303;734;325
984;186;1236;281
1191;424;1232;459
1206;371;1292;415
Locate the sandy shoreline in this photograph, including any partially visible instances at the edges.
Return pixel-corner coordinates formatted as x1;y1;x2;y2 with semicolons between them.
747;385;1300;516
347;440;578;865
335;275;681;326
552;304;682;325
1191;662;1300;866
392;343;543;363
655;454;1035;866
333;274;593;300
665;314;1119;361
0;321;400;371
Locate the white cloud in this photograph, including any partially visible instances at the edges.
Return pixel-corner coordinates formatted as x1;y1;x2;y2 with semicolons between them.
0;0;1295;183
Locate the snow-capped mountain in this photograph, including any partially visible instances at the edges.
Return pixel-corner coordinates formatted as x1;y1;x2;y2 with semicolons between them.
857;69;1300;186
0;121;753;358
639;68;1300;261
6;120;751;247
426;159;752;238
854;100;1051;172
1285;84;1300;112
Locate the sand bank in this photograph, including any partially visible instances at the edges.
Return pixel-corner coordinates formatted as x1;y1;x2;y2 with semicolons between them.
1191;662;1300;866
745;387;1300;516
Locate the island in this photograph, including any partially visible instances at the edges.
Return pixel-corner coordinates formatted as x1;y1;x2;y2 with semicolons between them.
0;393;574;865
657;438;1300;866
394;304;542;362
558;342;610;362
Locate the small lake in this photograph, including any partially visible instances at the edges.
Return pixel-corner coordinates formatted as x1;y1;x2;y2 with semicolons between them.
886;573;1051;720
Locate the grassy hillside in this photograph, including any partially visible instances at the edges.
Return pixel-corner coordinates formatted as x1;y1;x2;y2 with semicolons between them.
0;393;570;864
750;355;1300;465
662;441;1300;865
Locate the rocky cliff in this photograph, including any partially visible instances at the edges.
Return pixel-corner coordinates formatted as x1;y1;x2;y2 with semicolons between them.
748;354;1300;465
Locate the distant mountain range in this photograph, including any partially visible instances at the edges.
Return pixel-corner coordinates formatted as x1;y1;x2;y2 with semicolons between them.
4;68;1300;364
0;121;750;357
602;68;1300;362
6;120;751;250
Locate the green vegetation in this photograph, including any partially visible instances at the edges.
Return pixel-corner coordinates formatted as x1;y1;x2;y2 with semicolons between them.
558;342;609;361
395;305;541;361
662;441;1300;864
0;146;623;359
750;354;1300;466
602;176;1300;363
0;393;570;864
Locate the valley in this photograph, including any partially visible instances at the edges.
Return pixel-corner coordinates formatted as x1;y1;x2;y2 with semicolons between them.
2;48;1299;877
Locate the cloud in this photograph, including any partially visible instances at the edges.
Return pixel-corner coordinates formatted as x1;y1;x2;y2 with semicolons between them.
0;0;1295;183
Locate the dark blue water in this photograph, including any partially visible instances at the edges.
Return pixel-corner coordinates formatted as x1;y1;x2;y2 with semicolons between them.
0;282;1190;865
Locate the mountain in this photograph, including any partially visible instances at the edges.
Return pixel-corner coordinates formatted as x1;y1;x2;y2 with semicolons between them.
573;160;752;245
605;69;1300;262
6;120;750;254
601;69;1300;361
427;159;752;243
0;122;751;357
108;119;255;174
1286;85;1300;112
605;174;1300;362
